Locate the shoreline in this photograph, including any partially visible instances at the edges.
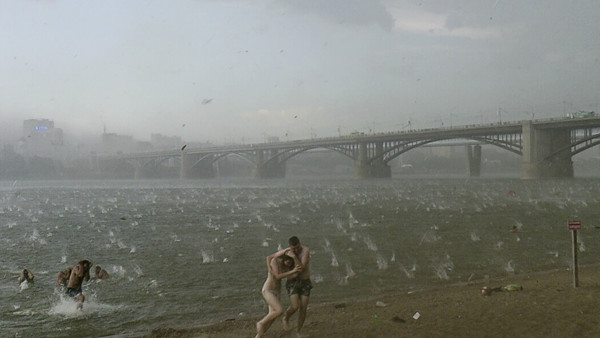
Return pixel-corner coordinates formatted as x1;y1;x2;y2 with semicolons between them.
142;264;600;337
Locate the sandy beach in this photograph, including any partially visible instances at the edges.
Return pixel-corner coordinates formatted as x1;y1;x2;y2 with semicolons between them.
142;264;600;338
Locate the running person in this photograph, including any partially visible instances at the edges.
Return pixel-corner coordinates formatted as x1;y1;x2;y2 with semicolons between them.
282;236;311;337
66;260;92;309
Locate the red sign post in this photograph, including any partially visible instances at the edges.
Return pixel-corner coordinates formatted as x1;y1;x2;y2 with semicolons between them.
568;220;581;287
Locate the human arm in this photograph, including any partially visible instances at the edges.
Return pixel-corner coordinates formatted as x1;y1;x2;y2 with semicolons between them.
296;247;310;271
269;258;301;281
265;248;291;274
56;271;65;285
83;263;92;282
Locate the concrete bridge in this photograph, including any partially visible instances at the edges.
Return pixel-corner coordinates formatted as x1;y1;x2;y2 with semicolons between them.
97;117;600;179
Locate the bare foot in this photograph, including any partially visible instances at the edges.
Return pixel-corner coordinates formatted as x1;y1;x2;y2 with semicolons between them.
282;316;291;331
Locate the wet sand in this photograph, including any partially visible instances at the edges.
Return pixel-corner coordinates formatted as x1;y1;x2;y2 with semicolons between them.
143;265;600;337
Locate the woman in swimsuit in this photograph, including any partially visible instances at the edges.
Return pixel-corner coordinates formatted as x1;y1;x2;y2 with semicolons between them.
256;248;301;338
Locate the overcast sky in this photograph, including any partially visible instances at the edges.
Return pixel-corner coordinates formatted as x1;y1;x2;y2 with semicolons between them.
1;0;599;144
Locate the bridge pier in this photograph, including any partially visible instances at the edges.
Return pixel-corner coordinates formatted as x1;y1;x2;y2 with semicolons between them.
354;142;391;178
466;145;482;177
520;120;574;179
180;152;215;179
253;150;286;178
134;166;142;180
253;163;286;178
180;151;190;179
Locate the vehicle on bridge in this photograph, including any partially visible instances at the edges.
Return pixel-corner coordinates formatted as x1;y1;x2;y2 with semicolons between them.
566;111;595;119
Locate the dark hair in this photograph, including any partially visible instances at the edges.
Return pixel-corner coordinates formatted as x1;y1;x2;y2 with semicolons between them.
281;255;294;268
288;236;300;246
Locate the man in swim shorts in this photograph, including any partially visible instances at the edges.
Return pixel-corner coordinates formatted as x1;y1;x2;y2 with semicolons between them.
282;236;312;337
66;259;92;309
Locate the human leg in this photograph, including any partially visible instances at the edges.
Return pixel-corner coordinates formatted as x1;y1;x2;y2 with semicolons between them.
75;293;85;310
283;294;299;331
295;295;310;335
256;290;283;338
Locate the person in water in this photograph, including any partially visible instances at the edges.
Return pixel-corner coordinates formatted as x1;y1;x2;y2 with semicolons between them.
282;236;312;337
94;266;110;279
66;260;92;309
256;248;301;338
18;269;34;284
56;267;72;285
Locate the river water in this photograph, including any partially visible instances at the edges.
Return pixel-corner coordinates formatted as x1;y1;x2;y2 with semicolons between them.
1;177;599;337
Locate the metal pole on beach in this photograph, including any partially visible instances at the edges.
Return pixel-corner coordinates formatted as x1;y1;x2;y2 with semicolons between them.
568;220;581;288
572;229;578;287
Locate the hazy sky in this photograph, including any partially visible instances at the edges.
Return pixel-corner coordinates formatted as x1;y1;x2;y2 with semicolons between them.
1;0;599;144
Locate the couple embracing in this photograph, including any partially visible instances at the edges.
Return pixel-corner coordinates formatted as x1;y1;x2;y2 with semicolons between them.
256;236;311;338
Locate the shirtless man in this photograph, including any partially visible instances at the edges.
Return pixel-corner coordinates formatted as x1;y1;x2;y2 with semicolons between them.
18;269;34;284
282;236;311;337
66;260;92;309
94;266;110;279
56;267;72;285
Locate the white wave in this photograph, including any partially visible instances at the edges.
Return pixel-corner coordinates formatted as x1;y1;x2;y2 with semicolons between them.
399;264;416;279
49;294;122;317
434;264;449;280
12;308;35;316
330;253;339;267
578;239;586;252
111;265;126;278
376;255;388;270
345;263;355;277
419;231;441;245
133;264;144;276
433;259;454;280
504;260;515;273
362;235;378;251
201;251;214;264
19;281;30;291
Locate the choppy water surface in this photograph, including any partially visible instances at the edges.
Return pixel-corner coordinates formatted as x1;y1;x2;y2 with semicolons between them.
2;178;600;337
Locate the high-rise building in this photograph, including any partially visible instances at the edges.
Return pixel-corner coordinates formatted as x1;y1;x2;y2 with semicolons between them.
22;119;63;145
19;119;64;158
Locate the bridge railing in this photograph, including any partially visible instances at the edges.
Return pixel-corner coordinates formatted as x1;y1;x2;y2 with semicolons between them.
101;116;600;158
